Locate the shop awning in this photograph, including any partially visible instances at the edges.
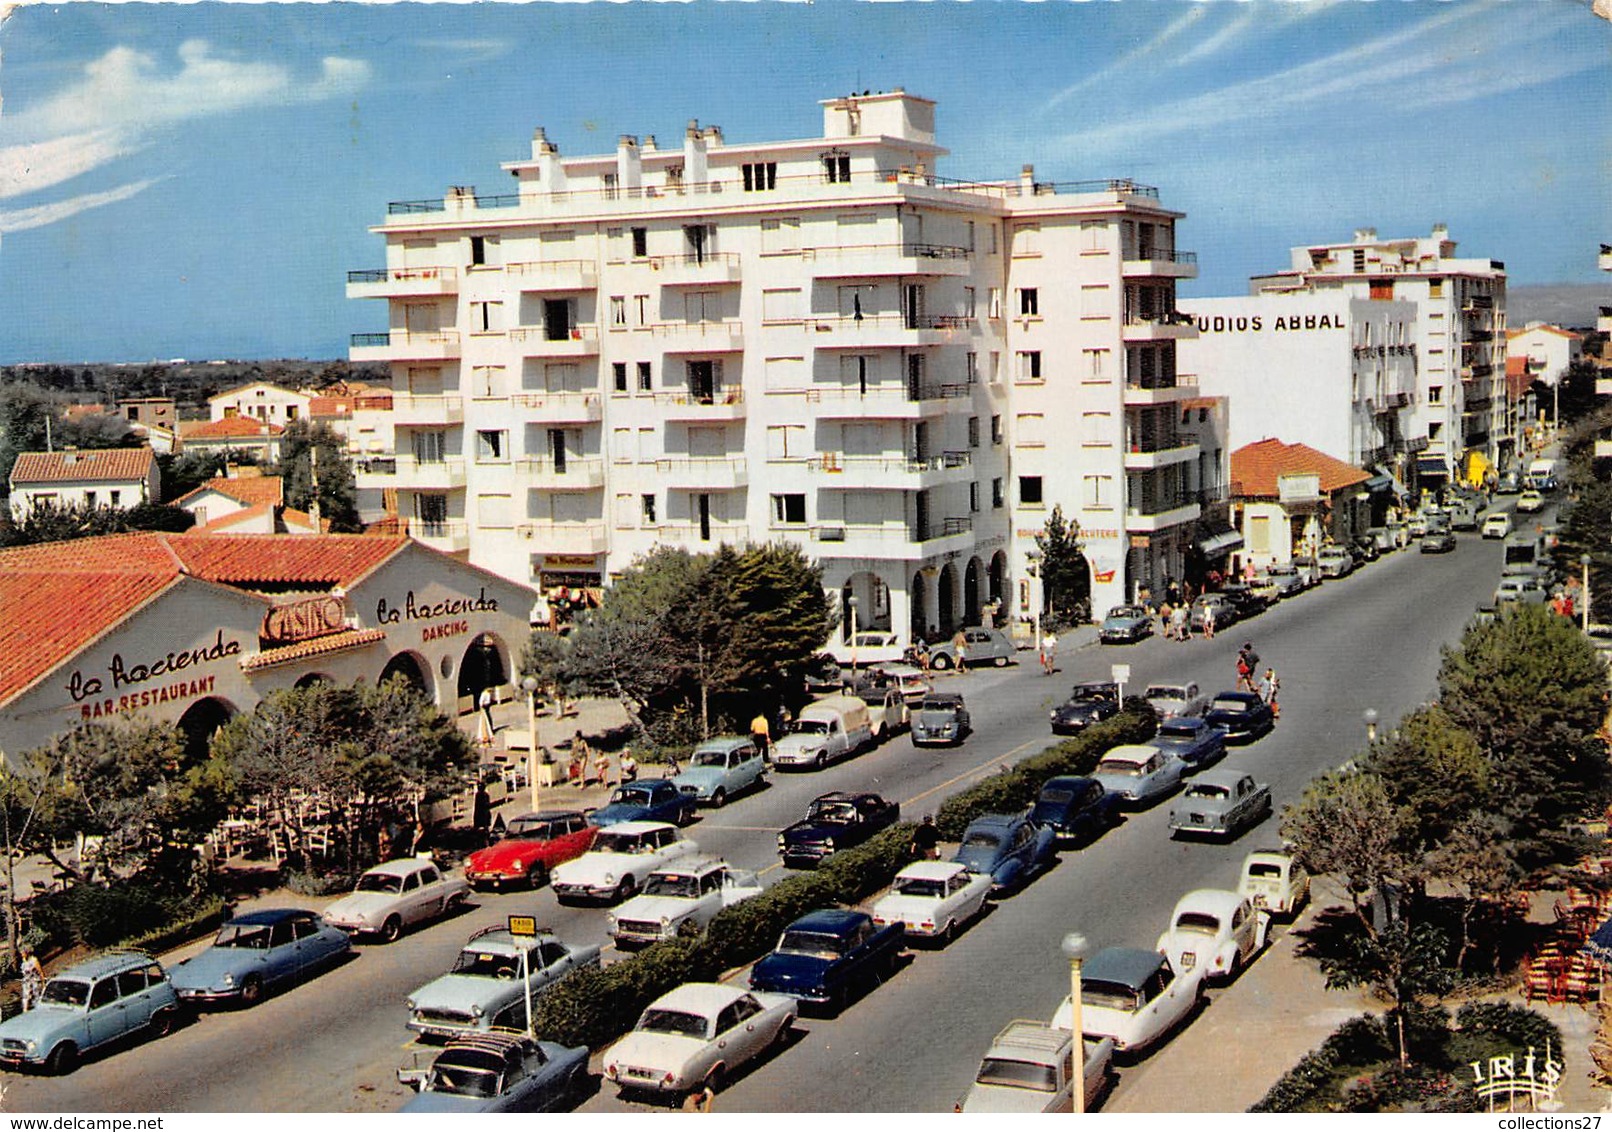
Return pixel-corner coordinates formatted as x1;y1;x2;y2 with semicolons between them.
1416;456;1450;476
1196;529;1244;557
1363;474;1394;492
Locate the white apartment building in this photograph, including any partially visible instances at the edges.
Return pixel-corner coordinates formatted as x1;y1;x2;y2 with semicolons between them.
1178;292;1419;473
1506;323;1582;386
208;381;311;426
1251;226;1507;484
347;90;1198;643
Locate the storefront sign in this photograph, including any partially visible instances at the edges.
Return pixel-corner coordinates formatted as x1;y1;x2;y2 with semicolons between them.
422;619;470;644
262;596;348;646
66;630;242;704
375;588;500;626
77;675;219;722
543;555;599;570
1189;313;1345;334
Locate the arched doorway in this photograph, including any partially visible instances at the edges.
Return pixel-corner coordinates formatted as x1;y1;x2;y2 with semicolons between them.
963;558;982;627
177;696;236;764
936;563;958;636
841;571;891;641
910;570;928;641
457;633;510;702
294;672;334;689
379;651;432;698
989;551;1007;606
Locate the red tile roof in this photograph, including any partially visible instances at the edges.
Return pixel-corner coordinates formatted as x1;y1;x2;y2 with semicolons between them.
1230;438;1371;499
167;533;407;588
10;448;155;485
1506;325;1582;341
177;475;285;509
194;502;275;533
181;418;285;440
241;628;388;672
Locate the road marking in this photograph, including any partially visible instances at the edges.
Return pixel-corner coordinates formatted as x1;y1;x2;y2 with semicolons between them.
901;735;1048;808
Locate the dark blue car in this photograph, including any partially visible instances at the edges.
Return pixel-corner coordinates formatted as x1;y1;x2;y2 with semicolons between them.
587;779;695;828
398;1032;590;1112
1030;776;1123;844
1150;716;1228;773
1203;691;1276;744
167;908;351;1006
748;908;904;1014
953;812;1057;894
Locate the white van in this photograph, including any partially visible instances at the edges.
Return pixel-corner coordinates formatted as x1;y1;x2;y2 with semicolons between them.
771;694;874;770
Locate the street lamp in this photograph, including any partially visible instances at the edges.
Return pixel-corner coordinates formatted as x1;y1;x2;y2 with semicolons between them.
1060;931;1090;1114
1583;555;1593;633
1363;708;1379;745
847;595;860;673
1026;550;1044;658
521;674;541;812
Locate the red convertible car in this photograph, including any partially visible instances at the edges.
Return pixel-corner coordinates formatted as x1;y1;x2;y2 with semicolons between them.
464;811;598;891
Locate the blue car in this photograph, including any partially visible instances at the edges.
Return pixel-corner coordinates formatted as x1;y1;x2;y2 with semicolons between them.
167;908;351;1007
398;1032;590;1112
1203;691;1276;744
0;951;181;1074
1030;776;1123;844
1150;716;1228;773
952;812;1057;894
587;779;695;828
748;908;905;1014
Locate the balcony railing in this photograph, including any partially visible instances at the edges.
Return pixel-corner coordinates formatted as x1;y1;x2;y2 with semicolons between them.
1123;310;1195;328
1122;248;1197;266
804;381;970;405
809;451;972;474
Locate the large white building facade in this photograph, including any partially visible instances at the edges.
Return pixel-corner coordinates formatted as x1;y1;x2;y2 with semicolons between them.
1250;226;1507;485
347;90;1199;643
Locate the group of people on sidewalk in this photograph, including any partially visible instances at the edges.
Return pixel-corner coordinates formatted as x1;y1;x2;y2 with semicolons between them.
1237;641;1281;716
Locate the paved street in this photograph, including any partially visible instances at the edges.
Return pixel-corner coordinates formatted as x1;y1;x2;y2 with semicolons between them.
1;517;1526;1112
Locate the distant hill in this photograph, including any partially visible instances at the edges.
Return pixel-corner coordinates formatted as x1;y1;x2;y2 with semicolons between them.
1508;284;1608;332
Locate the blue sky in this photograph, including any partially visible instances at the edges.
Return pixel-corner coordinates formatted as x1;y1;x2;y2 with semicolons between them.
2;0;1609;364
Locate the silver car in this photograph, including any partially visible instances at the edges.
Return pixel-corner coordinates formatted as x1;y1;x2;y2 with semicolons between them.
927;627;1015;670
1167;770;1273;840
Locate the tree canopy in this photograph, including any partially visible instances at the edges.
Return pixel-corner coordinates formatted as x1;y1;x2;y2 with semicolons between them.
274;420;362;532
1034;505;1090;624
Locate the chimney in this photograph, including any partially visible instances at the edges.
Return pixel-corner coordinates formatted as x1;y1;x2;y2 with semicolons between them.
1020;164;1035;194
642;135;656;153
529;127;568;192
703;124;723;146
684;119;709;186
616;134;642;195
1354;227;1377;243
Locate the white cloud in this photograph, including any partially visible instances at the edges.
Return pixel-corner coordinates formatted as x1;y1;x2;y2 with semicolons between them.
0;129;137;200
409;38;516;64
0;178;163;234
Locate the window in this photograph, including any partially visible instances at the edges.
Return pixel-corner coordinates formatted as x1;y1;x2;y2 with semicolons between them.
470;235;486;266
1017;413;1045;447
612;428;632;462
772;493;807;524
1016;351;1043;381
742;162;777;192
638;362;653;391
964;287;977;318
762;288;803;322
1012;223;1041;257
966;221;976;252
992;478;1005;508
610;296;626;327
765;356;805;389
641;494;657;524
1248;515;1270;553
109;490;121;506
1429;278;1444;298
968;417;981;448
991;415;1003;444
469;300;502;332
970;482;980;513
1428;386;1442;405
1019;288;1040;317
1082;412;1111;446
822;153;851;183
1085;349;1111;382
635;294;650;324
1083;475;1113;509
1019;476;1044;507
1081;219;1107;253
603;172;619;200
766;424;807;459
631;227;648;258
988;288;1002;319
476;430;507;462
613;362;628;393
966;352;978;384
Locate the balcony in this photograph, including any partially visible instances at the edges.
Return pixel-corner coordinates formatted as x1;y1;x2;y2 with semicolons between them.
1121;249;1199;280
1122;377;1200;407
389;455;468;490
510;325;599;357
514;521;609;555
1121;312;1198;343
350;330;461;363
806;516;975;561
653;389;748;420
346;266;458;299
808;451;973;490
511;391;603;423
1600;306;1612;335
506;259;598;292
651;521;752;545
353;455;398;490
650;319;745;354
391;393;464;425
515;457;605;489
805;382;971;418
1123;441;1199;471
403;518;470;554
803;313;968;349
654;457;749;490
1124;495;1200;532
644;252;742;287
805;243;972;279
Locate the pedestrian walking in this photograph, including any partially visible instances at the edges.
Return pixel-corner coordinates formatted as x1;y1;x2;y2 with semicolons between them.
620;749;638;783
1202;601;1216;640
1040;633;1058;676
571;731;591;786
750;711;771;760
910;815;941;861
1236;642;1260;693
951;629;969;674
18;945;42;1012
1170;603;1189;642
1260;668;1281;718
472;783;492;844
479;684;496;727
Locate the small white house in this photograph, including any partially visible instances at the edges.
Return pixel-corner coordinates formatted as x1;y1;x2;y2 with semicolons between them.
207;381;311;427
1506;323;1583;386
8;448;160;521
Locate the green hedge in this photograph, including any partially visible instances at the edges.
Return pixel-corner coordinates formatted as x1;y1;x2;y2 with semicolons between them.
119;896;228;957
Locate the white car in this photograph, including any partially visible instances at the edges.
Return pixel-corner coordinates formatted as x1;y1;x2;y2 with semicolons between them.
1481;512;1512;539
602;982;797;1099
1516;490;1546;514
832;630;905;667
607;858;764;947
1143;681;1209;721
1155;889;1269;984
1052;947;1206;1054
959;1021;1114;1113
870;860;992;945
550;821;699;904
1238;849;1310;917
323;858;470;943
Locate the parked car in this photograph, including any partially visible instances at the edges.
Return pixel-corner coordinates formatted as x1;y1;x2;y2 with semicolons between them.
847;681;909;739
550;820;699;904
1149;716;1227;774
607;858;764;948
802;653;846;695
1447;502;1480;532
1496;469;1523;494
778;792;900;868
1290;555;1322;585
1517;489;1546;513
0;950;181;1074
953;812;1057;894
1419;528;1456;554
398;1032;589;1113
602;982;797;1099
671;737;767;808
836;630;904;667
1251;564;1307;601
863;663;933;706
927;626;1015;669
588;778;696;828
1189;593;1238;633
1049;681;1121;735
871;860;993;945
405;925;602;1040
1051;947;1206;1055
1167;769;1272;840
1144;681;1209;721
912;692;971;746
1030;776;1123;844
1203;691;1276;744
1406;512;1429;539
169;908;351;1006
464;810;597;892
1098;604;1153;644
749;908;905;1013
323;858;471;943
1155;889;1269;984
1237;849;1311;918
1218;584;1270;621
1315;545;1355;578
770;694;874;770
959;1021;1114;1114
1481;511;1513;539
1494;577;1549;607
1091;744;1186;808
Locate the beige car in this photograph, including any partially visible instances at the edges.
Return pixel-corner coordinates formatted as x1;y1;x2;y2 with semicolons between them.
323;858;471;943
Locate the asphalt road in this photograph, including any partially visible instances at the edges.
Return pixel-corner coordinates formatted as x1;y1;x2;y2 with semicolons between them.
4;512;1528;1113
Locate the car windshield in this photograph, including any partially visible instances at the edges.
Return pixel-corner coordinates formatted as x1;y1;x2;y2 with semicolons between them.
895;876;947;898
214;923;273;949
1038;787;1075;805
1144;686;1184;701
777;930;846;959
806;801;857;824
504;818;556;840
1157;722;1199;740
1082;980;1142;1011
1185;783;1231;800
789;721;830;736
610;786;654;806
638;1009;710;1039
40;978;90;1007
1269;566;1296;576
452;949;523;978
1247;862;1284;880
593;832;650;854
1095;760;1143;777
918;698;957;712
975;1057;1057;1092
643;874;700;899
1211;699;1248;714
1107;606;1144;620
961;831;1003;850
426;1061;502;1099
356;873;405;894
1173;912;1223;934
1071;685;1114;701
692;750;730;768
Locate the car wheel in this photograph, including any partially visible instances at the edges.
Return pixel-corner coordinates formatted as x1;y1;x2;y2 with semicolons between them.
148;1007;176;1039
931;653;952;671
615;876;637;902
239;974;264;1005
993;654;1009;668
773;1016;795;1049
702;1066;726;1097
938;920;956;946
526;861;549;889
815;752;827;770
45;1041;77;1076
711;788;727;808
379;916;403;945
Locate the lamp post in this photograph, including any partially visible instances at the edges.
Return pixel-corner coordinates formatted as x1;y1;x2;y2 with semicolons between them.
847;595;860;673
1061;931;1090;1114
1363;708;1379;745
521;674;541;812
1026;550;1044;658
1583;555;1593;633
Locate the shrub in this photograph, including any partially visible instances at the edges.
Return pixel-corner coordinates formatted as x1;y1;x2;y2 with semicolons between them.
64;881;189;948
286;869;360;897
121;896;227;956
1253;1014;1394;1112
530;938;699;1050
1447;1001;1563;1072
